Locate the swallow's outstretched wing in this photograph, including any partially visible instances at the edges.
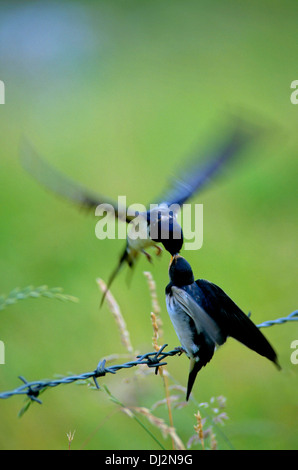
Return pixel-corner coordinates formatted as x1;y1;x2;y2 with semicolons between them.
155;122;255;209
195;279;280;369
19;138;134;223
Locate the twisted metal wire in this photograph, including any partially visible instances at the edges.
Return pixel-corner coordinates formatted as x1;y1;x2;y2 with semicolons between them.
0;311;297;407
257;310;298;328
0;344;180;403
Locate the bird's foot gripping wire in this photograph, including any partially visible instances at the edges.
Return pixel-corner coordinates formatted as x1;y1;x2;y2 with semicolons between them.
174;346;187;356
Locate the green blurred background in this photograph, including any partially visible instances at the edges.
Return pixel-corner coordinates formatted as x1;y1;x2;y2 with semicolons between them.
0;0;297;450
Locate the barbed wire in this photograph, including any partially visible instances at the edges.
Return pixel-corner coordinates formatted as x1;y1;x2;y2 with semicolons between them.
0;344;180;404
256;310;298;328
0;311;297;410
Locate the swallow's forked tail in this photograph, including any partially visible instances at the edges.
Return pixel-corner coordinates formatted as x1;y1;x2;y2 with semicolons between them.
186;358;204;401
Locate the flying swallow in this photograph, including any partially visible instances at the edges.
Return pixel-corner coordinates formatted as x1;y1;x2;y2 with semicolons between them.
166;254;280;401
19;121;255;303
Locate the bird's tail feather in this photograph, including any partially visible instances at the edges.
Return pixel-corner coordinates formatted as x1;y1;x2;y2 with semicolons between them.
186;359;204;401
100;245;139;307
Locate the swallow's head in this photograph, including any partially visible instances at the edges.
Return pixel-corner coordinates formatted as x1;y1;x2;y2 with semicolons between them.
169;254;194;287
161;223;184;256
150;214;183;255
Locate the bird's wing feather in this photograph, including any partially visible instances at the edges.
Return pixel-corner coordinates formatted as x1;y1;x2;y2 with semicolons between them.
19;138;135;223
154;121;254;209
196;279;280;368
171;286;225;346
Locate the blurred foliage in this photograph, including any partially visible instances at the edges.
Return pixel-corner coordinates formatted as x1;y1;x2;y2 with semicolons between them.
0;285;78;311
0;0;297;450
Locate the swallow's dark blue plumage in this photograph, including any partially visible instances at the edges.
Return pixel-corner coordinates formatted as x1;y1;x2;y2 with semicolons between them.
20;121;254;302
166;255;280;401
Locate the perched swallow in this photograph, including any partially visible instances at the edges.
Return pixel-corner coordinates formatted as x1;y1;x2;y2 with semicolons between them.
166;254;280;401
20;122;254;303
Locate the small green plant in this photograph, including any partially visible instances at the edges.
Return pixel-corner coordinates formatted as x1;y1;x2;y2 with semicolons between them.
0;285;78;311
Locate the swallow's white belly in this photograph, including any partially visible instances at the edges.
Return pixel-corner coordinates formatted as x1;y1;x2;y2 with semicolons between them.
166;294;200;358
